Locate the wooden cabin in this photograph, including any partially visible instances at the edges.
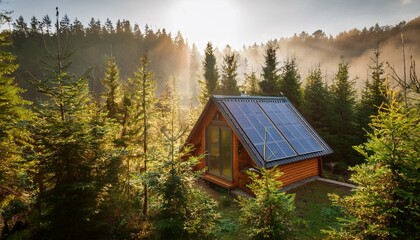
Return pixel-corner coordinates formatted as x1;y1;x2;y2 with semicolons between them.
186;95;332;193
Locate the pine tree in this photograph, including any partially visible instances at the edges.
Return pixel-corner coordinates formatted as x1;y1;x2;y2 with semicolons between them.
279;57;302;108
198;42;219;104
151;86;218;239
29;10;121;239
356;46;387;136
122;54;156;216
102;56;122;120
219;50;240;95
243;71;261;95
259;42;280;96
0;29;33;236
329;58;358;164
326;90;420;239
302;65;331;134
237;167;299;239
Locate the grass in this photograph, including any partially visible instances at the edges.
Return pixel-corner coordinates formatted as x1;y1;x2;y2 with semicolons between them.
289;180;351;239
199;179;351;239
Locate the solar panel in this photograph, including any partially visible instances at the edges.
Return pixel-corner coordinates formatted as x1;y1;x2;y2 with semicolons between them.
223;100;296;161
258;101;323;155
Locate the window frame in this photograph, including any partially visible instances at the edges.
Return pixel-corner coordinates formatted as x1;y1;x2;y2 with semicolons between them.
206;124;233;182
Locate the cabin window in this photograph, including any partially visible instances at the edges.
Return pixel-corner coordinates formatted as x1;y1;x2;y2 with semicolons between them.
206;126;233;181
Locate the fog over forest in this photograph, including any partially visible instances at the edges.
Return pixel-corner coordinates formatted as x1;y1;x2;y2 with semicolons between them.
7;14;420;103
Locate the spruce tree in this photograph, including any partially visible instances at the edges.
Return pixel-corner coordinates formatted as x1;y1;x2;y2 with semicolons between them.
326;91;420;239
198;42;219;104
279;57;302;108
0;29;33;236
151;86;218;239
259;42;280;96
329;58;358;164
356;47;387;136
243;71;261;95
102;56;122;120
237;167;299;239
302;65;331;134
29;10;120;239
122;55;156;216
219;50;240;95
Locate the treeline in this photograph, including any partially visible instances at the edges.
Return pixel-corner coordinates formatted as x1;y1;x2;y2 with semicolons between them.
5;14;420;105
8;14;201;103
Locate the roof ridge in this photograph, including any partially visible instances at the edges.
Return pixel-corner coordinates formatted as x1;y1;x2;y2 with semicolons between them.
212;95;288;101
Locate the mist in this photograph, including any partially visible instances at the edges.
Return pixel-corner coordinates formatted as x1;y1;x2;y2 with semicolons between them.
205;19;420;98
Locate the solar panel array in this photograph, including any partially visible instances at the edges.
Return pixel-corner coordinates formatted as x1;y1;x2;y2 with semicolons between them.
222;99;324;162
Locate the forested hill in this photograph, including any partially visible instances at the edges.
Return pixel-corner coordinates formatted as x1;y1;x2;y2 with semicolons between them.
5;15;420;102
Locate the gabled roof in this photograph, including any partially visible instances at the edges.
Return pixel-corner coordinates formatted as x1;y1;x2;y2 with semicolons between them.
187;95;333;168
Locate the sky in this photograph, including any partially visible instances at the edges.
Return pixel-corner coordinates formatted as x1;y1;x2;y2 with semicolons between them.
1;0;419;51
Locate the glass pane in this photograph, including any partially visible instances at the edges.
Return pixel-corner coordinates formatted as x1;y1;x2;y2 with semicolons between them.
259;101;323;155
221;128;232;179
207;127;220;176
223;101;296;161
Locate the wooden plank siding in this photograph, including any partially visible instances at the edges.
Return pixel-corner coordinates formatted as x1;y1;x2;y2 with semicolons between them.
278;158;319;186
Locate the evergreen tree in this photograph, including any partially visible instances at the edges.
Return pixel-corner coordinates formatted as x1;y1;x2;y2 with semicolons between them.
60;14;71;35
122;55;156;216
102;56;122;120
329;58;358;164
71;18;84;36
219;50;240;95
326;91;420;239
356;47;387;136
29;16;39;36
259;42;280;96
279;57;302;108
237;167;299;239
0;29;33;237
243;71;261;95
198;42;219;104
13;15;28;34
151;86;219;239
28;11;121;239
41;15;52;34
302;65;331;134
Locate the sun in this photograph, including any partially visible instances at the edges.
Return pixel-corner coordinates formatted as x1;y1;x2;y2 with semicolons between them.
165;0;242;50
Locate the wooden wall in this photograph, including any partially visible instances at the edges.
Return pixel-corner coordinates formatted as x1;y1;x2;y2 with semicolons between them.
278;158;319;186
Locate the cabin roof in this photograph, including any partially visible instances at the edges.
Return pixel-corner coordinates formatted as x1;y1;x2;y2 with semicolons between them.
187;95;333;168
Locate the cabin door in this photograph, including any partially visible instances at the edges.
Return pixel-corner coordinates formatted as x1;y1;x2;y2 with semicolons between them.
206;126;233;181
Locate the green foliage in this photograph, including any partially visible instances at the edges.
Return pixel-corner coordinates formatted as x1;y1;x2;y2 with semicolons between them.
122;54;157;216
325;91;420;239
279;57;302;109
199;42;219;104
329;58;359;165
237;167;299;239
302;65;331;133
220;195;232;207
102;55;122;120
150;85;219;239
259;42;280;96
0;29;33;236
243;71;261;95
356;47;387;137
28;22;123;238
150;144;219;239
219;50;241;95
184;188;220;239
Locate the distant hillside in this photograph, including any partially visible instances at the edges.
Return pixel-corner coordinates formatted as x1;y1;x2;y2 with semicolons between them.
237;16;420;89
4;15;420;102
